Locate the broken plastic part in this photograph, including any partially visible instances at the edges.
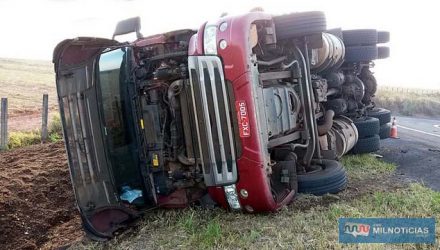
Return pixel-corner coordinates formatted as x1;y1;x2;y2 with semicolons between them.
120;186;143;203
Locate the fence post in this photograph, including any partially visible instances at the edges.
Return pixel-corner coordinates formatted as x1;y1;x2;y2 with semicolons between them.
1;98;8;150
41;93;48;143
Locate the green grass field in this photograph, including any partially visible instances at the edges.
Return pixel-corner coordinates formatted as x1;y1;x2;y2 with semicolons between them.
70;155;440;250
0;58;57;115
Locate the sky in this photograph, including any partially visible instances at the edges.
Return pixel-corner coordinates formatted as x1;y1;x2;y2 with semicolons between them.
0;0;439;89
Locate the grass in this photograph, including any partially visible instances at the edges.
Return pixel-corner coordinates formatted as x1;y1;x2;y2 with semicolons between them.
0;58;57;115
69;154;440;250
342;154;395;180
374;88;440;118
6;114;62;149
7;130;42;149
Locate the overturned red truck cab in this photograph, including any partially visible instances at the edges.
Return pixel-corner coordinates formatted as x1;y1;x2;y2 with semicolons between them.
53;10;390;239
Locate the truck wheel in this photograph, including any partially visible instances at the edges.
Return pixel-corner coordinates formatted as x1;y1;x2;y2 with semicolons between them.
342;29;377;46
377;46;390;59
350;134;380;154
325;98;347;115
379;123;391;139
298;159;347;195
345;45;378;62
273;11;327;39
367;108;391;125
353;116;380;138
377;31;390;44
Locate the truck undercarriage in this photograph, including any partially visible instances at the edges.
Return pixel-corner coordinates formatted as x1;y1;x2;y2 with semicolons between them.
53;10;390;239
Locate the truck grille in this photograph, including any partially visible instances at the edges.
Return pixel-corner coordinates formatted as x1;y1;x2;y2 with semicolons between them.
188;56;237;186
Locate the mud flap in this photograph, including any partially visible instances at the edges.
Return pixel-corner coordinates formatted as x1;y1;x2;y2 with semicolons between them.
81;206;140;240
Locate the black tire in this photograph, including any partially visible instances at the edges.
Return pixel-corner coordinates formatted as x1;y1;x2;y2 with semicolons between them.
377;46;390;59
351;135;380;154
342;29;377;46
353;116;380;138
273;11;327;39
379;123;391;139
298;159;347;195
325;98;347;115
377;31;390;44
326;28;343;38
367;108;391;125
345;45;378;62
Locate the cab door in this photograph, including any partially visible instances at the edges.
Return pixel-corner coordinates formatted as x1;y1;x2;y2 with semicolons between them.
54;38;138;239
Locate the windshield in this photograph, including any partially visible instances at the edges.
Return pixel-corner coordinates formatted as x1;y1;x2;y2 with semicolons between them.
97;48;142;194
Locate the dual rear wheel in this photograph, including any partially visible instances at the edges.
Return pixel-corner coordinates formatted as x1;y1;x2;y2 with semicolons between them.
351;108;392;154
342;29;390;62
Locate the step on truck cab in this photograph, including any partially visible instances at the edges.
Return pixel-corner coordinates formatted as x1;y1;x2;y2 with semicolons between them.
54;10;388;239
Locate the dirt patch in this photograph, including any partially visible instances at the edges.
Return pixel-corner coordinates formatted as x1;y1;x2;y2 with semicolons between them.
0;142;83;250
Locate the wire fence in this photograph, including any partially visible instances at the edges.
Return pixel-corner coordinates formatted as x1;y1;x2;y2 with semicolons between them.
378;86;440;95
0;94;49;150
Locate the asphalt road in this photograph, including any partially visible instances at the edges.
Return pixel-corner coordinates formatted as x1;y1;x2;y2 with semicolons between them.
378;116;440;191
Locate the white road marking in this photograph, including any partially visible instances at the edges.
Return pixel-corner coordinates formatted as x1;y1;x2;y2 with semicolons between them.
397;125;440;138
434;124;440;128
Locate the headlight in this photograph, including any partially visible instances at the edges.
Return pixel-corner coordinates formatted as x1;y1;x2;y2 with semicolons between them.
204;25;218;55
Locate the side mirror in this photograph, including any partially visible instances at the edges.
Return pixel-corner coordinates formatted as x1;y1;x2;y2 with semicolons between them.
113;17;143;40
